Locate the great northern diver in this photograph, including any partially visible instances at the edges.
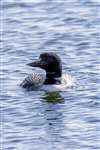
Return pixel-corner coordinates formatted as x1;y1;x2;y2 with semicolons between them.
21;52;77;90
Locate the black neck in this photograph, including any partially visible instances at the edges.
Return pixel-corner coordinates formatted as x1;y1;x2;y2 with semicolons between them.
44;77;61;85
44;72;61;85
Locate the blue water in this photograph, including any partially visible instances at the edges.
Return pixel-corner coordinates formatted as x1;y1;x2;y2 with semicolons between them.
1;0;100;150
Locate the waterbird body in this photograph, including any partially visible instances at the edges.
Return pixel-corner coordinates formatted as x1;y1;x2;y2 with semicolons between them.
21;52;77;91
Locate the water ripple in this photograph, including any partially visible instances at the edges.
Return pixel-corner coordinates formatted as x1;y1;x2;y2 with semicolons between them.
1;0;99;150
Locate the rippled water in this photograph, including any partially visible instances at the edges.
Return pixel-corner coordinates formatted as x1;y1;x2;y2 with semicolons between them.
1;0;100;150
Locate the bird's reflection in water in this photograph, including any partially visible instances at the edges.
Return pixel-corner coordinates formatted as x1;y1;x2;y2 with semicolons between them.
43;91;64;104
42;92;66;146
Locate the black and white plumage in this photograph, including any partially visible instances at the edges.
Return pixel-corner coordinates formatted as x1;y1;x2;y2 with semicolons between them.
21;52;78;90
20;69;46;88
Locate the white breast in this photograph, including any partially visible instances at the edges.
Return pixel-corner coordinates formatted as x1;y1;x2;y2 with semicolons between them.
40;73;78;92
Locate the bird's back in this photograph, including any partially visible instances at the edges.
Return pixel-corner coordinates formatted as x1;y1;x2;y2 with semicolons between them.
20;69;46;88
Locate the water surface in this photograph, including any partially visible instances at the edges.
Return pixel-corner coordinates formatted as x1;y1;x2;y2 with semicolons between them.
1;0;100;150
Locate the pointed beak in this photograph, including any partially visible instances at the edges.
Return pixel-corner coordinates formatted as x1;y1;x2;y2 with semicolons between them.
27;59;47;68
27;60;41;67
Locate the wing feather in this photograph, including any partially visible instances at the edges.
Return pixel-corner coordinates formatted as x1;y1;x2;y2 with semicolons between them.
21;71;46;88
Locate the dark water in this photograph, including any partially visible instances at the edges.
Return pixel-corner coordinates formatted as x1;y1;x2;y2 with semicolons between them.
1;0;100;150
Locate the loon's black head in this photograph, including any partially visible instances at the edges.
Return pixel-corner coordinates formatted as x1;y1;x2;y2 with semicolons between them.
28;52;62;84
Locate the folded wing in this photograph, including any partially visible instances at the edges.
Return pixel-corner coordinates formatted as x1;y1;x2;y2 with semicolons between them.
21;70;46;88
